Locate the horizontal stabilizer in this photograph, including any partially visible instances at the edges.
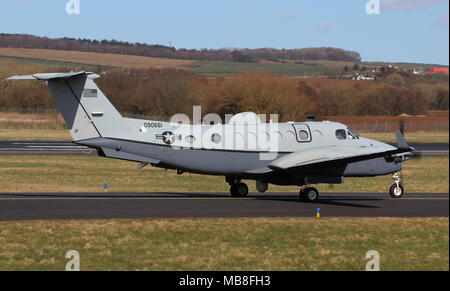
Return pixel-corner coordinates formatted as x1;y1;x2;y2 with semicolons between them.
5;75;37;80
6;71;100;81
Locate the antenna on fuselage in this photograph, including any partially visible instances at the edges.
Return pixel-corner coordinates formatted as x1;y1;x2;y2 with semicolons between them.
306;115;316;122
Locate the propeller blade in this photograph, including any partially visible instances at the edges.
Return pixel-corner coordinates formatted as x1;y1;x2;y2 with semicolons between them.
395;130;411;150
412;150;424;160
399;117;405;135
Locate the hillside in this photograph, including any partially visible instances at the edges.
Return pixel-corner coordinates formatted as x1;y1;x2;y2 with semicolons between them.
0;33;361;63
0;47;350;77
1;47;449;79
0;48;199;70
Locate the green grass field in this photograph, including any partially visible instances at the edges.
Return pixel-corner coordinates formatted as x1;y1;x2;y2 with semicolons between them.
190;61;327;77
0;53;339;77
0;217;447;271
0;155;447;193
0;54;337;77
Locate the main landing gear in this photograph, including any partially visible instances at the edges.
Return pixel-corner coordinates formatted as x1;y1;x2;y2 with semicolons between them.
299;186;320;202
226;177;249;197
389;173;404;199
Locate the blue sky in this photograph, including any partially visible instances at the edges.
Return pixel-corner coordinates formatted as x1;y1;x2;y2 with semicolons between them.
1;0;449;64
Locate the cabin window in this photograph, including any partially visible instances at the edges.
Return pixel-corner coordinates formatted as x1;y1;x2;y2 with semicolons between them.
275;131;283;140
259;132;270;143
335;129;347;140
185;135;196;144
211;133;222;144
313;130;323;137
233;132;245;149
286;131;296;140
298;130;309;141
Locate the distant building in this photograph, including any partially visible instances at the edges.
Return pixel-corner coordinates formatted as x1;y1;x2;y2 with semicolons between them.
405;68;421;75
352;73;376;80
429;68;449;73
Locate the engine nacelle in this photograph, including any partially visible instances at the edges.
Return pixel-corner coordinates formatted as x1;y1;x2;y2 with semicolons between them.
256;180;269;193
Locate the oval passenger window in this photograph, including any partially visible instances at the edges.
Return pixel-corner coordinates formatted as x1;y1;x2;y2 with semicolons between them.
298;130;309;141
211;133;222;144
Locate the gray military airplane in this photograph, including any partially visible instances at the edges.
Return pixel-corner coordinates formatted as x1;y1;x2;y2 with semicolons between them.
7;71;414;202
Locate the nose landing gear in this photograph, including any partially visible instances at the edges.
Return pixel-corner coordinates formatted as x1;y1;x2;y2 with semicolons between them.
389;173;404;198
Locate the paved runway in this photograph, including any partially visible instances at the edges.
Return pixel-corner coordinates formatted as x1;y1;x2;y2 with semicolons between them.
0;141;447;156
0;140;96;155
0;192;447;220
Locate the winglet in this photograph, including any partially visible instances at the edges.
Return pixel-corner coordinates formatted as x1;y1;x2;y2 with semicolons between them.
395;130;411;150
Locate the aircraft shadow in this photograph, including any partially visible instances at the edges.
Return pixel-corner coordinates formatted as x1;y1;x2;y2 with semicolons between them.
0;192;382;208
0;192;210;199
258;197;381;208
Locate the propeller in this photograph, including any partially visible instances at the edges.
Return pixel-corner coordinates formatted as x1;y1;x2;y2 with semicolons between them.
399;117;405;135
392;117;424;191
396;117;422;160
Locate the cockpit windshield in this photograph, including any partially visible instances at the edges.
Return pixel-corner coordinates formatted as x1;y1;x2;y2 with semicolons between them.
347;128;360;139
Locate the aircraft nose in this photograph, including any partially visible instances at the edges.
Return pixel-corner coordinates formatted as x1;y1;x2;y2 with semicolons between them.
360;137;396;150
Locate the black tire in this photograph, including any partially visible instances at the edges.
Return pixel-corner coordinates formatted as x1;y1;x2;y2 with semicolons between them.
299;190;307;201
389;184;404;198
301;187;319;202
234;183;249;197
230;184;238;196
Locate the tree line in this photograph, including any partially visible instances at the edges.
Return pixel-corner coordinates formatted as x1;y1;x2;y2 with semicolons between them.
0;33;361;63
0;60;447;120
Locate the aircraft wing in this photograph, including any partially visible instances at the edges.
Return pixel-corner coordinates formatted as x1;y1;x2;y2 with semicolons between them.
268;145;411;171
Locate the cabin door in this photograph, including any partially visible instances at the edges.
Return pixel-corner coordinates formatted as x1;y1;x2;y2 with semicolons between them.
292;123;312;143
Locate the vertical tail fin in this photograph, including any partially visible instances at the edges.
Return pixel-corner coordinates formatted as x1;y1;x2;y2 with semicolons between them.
7;72;130;141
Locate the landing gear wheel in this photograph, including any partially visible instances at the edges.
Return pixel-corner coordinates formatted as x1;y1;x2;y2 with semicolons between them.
389;184;404;198
299;187;319;202
230;184;238;196
230;183;248;197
